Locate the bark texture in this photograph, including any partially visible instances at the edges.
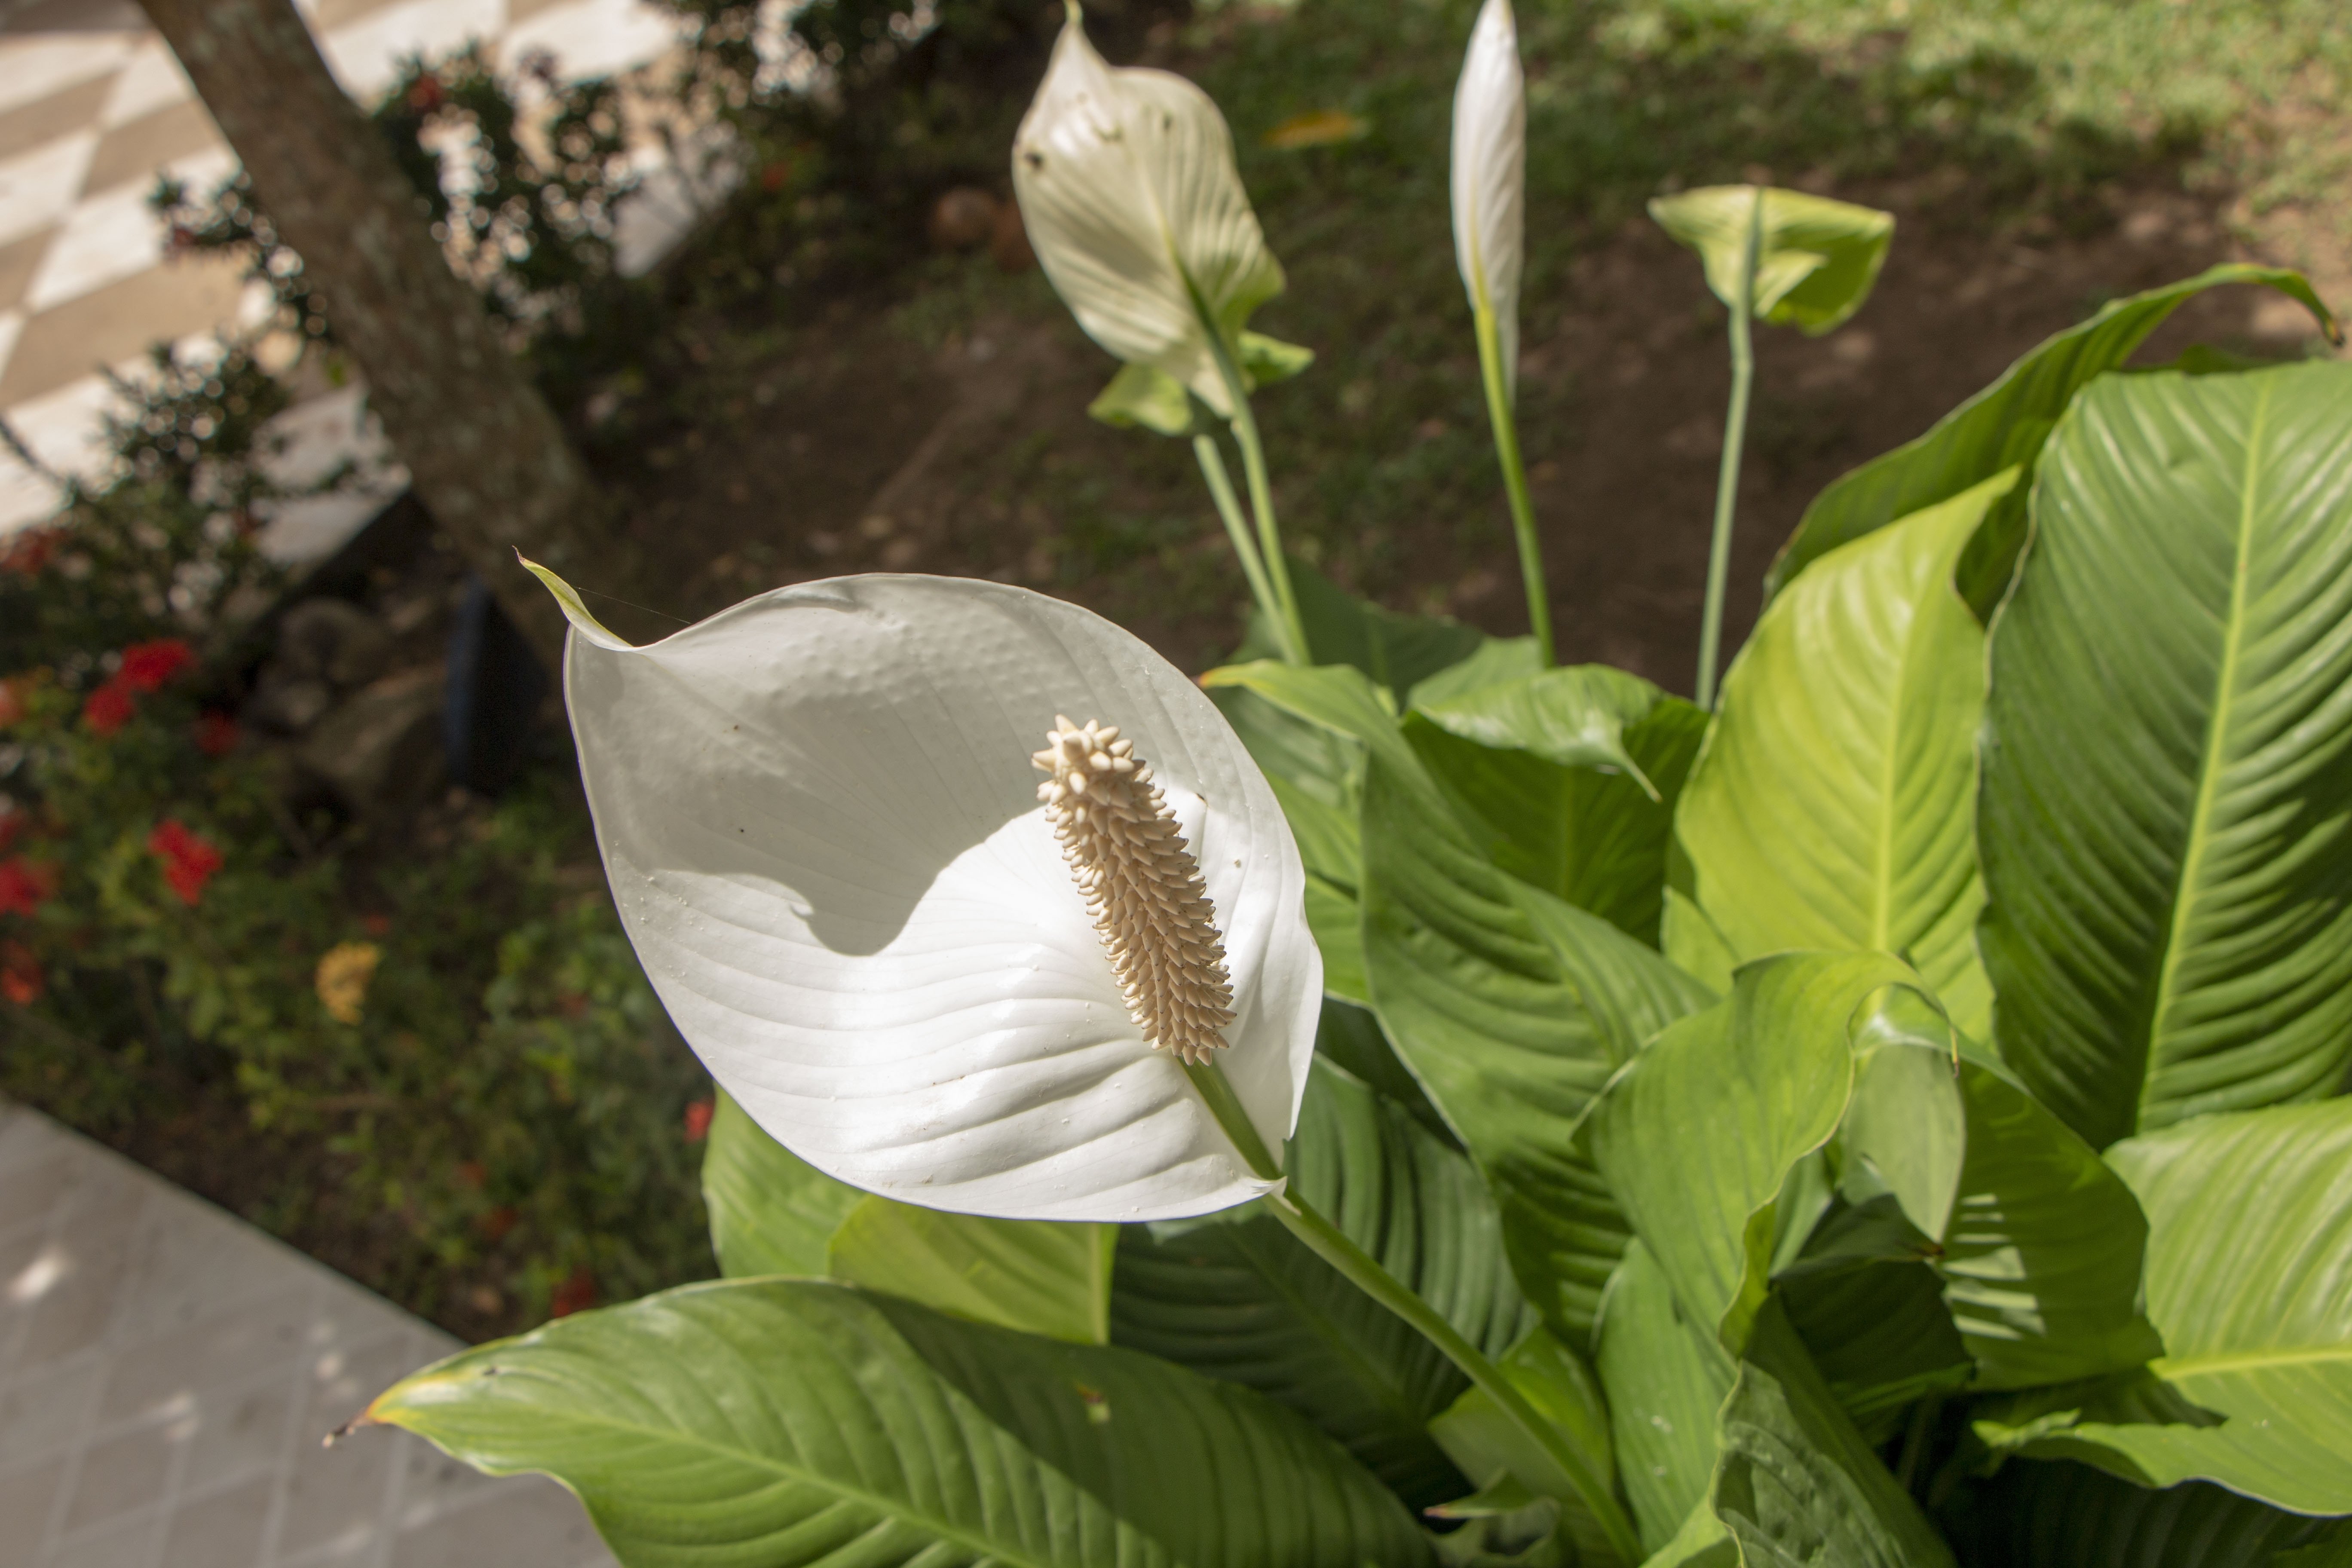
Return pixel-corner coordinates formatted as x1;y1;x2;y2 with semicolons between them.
138;0;630;664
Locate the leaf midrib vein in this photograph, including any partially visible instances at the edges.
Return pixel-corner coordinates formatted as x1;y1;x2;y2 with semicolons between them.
396;1393;1063;1568
2145;379;2275;1127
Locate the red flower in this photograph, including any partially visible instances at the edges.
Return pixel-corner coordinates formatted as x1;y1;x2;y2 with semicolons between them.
406;74;445;113
0;858;54;917
83;679;136;735
193;712;239;756
683;1098;714;1143
118;638;194;693
549;1267;597;1319
147;819;224;906
479;1205;518;1243
0;940;40;1005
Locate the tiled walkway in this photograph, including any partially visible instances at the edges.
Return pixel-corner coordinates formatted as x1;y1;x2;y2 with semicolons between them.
0;0;703;545
0;1099;615;1568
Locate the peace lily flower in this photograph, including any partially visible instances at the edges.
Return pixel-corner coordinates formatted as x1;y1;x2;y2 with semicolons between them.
1011;2;1284;414
526;565;1322;1223
1452;0;1526;399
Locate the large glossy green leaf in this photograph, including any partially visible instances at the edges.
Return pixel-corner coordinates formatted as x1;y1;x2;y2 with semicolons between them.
2012;1102;2352;1513
1360;746;1715;1340
1406;668;1708;946
1110;1058;1530;1510
1978;361;2352;1148
827;1200;1115;1346
1585;952;1912;1354
1648;186;1894;335
1596;1240;1735;1552
1289;556;1490;704
1842;1034;2161;1390
700;1090;863;1278
371;1279;1431;1566
1948;1458;2344;1568
1429;1326;1620;1565
1711;1297;1957;1568
1767;264;2339;603
1778;1260;1970;1445
1677;473;2010;1037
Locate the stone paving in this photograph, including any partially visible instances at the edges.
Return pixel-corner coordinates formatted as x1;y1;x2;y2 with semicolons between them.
0;1099;616;1568
0;0;709;548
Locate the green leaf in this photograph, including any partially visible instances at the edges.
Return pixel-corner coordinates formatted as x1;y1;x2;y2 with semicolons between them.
1088;361;1214;437
371;1278;1432;1566
1288;556;1491;705
1647;185;1894;335
827;1200;1115;1345
1585;952;1913;1354
1643;1506;1738;1568
1767;263;2340;606
1843;1030;2161;1390
1778;1260;1971;1444
1677;473;2011;1037
1240;330;1315;387
1947;1458;2346;1568
1313;995;1454;1146
1305;873;1370;1002
1110;1059;1531;1511
1204;658;1412;771
2015;1101;2352;1513
1360;747;1714;1341
1409;668;1708;946
1711;1298;1959;1568
1208;676;1369;1001
699;1090;862;1278
1429;1326;1623;1566
1409;637;1547;710
1596;1240;1736;1552
1978;361;2352;1148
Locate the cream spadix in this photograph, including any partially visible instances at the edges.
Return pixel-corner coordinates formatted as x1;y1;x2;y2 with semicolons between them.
1011;3;1283;414
529;568;1321;1222
1452;0;1526;399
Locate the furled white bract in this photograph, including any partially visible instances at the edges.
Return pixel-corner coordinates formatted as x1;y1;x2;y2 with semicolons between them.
1452;0;1526;399
1011;4;1283;414
529;567;1322;1223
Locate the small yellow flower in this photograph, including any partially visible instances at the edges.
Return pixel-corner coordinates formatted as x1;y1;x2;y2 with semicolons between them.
315;941;382;1025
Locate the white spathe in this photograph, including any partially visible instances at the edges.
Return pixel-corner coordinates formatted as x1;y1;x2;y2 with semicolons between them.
1451;0;1526;400
541;570;1322;1222
1011;4;1283;415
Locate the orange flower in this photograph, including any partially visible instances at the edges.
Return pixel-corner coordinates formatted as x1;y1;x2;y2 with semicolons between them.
0;940;39;1005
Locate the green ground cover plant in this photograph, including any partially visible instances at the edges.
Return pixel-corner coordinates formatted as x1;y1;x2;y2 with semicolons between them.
354;4;2352;1563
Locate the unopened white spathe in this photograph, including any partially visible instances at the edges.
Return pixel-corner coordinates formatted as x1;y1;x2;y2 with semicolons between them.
1011;3;1283;413
1451;0;1526;398
535;570;1322;1222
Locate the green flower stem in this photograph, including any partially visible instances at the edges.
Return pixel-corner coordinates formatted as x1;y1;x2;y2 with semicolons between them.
1193;434;1289;657
1184;1059;1642;1564
1472;306;1554;665
1696;189;1764;711
1205;332;1310;666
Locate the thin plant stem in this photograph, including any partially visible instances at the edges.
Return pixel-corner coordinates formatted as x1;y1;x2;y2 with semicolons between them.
1193;434;1290;657
1204;332;1309;665
1472;306;1554;665
1695;188;1764;711
1183;1060;1643;1565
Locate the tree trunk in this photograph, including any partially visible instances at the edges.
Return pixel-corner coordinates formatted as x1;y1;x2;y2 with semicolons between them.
138;0;631;665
